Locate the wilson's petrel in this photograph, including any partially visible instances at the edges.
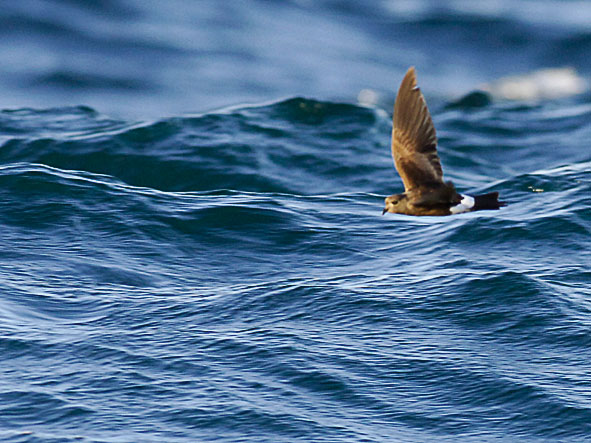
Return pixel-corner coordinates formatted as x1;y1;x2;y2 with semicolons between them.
383;67;505;216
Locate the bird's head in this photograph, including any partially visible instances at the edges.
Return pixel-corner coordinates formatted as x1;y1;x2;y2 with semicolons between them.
383;193;407;214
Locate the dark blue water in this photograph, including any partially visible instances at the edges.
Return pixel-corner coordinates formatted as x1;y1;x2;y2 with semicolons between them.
1;1;591;442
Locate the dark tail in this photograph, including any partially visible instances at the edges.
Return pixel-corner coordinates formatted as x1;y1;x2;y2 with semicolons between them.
473;192;506;210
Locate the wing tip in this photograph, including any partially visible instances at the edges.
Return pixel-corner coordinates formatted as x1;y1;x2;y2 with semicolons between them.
394;66;430;134
400;66;417;91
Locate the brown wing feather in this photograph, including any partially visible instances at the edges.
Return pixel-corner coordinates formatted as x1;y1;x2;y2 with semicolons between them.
391;67;444;191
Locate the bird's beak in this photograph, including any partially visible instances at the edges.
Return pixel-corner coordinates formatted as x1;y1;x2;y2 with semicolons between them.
382;208;387;215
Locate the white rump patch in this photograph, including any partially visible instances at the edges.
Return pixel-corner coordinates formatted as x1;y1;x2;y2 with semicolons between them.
461;194;475;208
450;194;475;214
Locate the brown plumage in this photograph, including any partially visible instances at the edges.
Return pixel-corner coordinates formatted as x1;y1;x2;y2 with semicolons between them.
383;67;505;216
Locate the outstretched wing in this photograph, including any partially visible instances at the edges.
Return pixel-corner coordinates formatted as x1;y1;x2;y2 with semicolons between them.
391;67;444;191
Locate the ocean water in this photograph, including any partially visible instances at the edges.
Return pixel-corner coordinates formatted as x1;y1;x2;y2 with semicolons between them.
1;1;591;442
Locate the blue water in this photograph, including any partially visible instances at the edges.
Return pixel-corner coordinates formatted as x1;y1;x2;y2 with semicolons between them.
1;1;591;442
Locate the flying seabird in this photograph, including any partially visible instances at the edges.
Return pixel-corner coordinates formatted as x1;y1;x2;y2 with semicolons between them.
383;67;506;216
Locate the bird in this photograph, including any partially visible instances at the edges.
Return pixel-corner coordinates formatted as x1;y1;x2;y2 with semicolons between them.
383;67;506;216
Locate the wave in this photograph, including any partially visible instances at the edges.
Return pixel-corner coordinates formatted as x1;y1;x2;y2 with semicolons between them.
0;99;388;195
1;98;589;235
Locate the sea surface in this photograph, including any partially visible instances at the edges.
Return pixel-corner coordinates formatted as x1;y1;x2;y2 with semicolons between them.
1;1;591;442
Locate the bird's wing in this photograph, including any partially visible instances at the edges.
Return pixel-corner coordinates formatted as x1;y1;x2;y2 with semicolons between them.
391;67;444;192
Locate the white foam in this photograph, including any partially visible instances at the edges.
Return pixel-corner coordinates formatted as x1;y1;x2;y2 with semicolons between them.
482;67;587;101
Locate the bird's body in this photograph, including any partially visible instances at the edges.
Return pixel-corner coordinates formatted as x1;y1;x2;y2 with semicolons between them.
384;67;505;216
